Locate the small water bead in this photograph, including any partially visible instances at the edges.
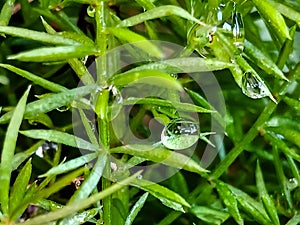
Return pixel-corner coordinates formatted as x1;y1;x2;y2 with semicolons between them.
161;119;200;150
287;178;298;190
241;72;269;99
87;5;96;17
56;105;70;112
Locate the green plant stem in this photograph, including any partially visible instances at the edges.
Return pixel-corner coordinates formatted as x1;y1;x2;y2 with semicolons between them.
210;62;300;180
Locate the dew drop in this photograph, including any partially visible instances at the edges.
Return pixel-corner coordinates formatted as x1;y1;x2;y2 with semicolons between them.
87;5;96;17
56;105;70;112
287;178;298;190
137;174;143;180
231;10;245;51
161;118;199;150
241;72;269;99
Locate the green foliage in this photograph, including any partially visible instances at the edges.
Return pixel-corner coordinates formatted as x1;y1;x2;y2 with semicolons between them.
0;0;299;224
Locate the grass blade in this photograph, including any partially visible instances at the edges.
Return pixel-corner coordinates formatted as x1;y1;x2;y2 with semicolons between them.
39;152;98;177
8;45;98;62
215;180;243;225
20;129;99;151
131;178;190;212
256;161;280;225
108;28;162;58
124;192;149;225
190;206;229;224
0;26;81;45
117;5;204;27
0;84;97;124
110;144;209;175
9;159;32;215
0;85;30;214
0;64;67;92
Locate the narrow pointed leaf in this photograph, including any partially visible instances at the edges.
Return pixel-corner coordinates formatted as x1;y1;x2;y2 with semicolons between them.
229;186;272;225
8;45;98;62
252;0;291;42
0;64;67;92
0;84;97;124
117;5;203;27
244;40;288;81
123;97;214;113
110;144;209;174
108;28;162;58
9;159;32;214
20;129;99;151
270;1;300;28
131;178;190;212
256;162;280;225
0;86;30;214
216;180;244;225
125;192;149;225
69;153;107;202
286;214;300;225
128;58;233;74
108;70;182;90
40;152;98;177
190;206;230;225
0;26;81;45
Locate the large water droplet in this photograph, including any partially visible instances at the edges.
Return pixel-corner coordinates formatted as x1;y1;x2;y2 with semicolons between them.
221;4;245;51
287;178;298;190
161;119;199;150
241;72;269;99
87;5;96;17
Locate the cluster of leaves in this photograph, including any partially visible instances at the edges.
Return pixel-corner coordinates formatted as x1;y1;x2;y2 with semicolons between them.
0;0;299;224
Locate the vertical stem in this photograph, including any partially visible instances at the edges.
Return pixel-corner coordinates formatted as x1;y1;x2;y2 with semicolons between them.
95;1;108;86
95;2;111;224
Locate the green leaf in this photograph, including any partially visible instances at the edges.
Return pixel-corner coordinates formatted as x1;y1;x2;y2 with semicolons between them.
0;85;30;214
124;192;149;225
244;40;288;81
283;96;300;112
109;70;183;91
0;0;16;26
20;129;99;151
17;172;141;225
131;179;190;212
117;5;204;27
286;214;300;225
252;0;291;43
107;28;163;58
39;152;98;177
0;64;67;92
38;199;63;211
128;58;233;74
0;84;97;124
69;153;108;202
58;208;99;225
9;159;32;215
110;144;209;175
190;206;230;225
229;185;272;225
8;45;98;62
267;127;300;148
256;161;280;225
0;26;82;45
215;180;243;225
27;113;54;128
61;31;95;47
12;140;44;171
270;1;300;28
123;97;214;113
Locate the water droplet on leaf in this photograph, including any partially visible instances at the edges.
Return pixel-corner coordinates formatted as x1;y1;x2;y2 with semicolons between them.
241;72;269;99
161;119;199;150
87;5;96;17
56;105;70;112
287;178;298;190
231;11;245;51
